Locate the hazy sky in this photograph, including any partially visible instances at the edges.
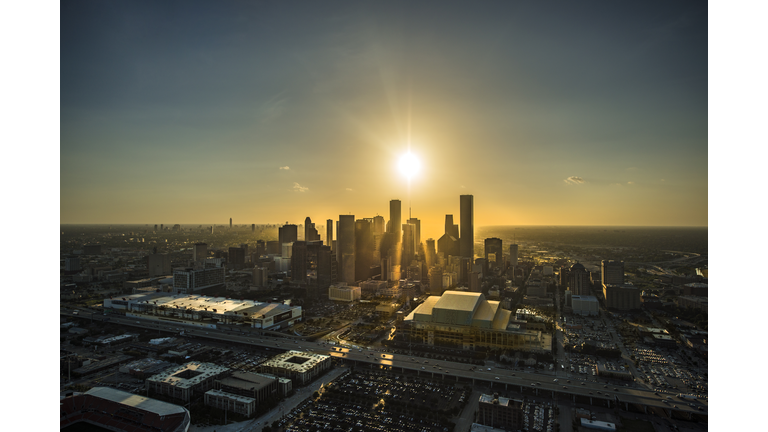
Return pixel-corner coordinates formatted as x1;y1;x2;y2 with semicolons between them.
60;1;707;241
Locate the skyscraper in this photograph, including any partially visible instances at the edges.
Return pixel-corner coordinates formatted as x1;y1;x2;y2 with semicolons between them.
389;200;402;243
372;215;385;236
444;215;459;239
228;247;246;270
326;219;333;250
291;241;308;285
425;238;436;269
401;223;416;269
251;224;255;232
460;195;474;259
193;243;208;263
484;237;503;271
337;215;356;284
407;217;421;252
601;260;624;285
569;263;591;296
509;244;519;267
355;219;374;282
305;217;320;241
230;218;232;229
278;224;298;248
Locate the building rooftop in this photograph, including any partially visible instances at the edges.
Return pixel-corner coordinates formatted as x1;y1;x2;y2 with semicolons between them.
205;389;255;404
147;362;229;389
434;291;484;312
217;371;276;391
85;387;186;417
261;350;330;373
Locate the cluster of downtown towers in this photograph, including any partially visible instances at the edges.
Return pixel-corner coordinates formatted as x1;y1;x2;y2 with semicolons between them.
269;195;477;295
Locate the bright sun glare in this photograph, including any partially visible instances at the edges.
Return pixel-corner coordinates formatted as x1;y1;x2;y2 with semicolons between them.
398;152;421;179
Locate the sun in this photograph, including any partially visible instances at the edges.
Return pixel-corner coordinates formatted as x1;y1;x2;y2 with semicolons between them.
398;152;421;179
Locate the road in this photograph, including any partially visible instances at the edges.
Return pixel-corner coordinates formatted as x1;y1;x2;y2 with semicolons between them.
61;308;706;416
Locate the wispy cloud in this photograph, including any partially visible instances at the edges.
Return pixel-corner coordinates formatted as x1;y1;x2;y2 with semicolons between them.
346;188;353;191
564;176;586;185
293;182;309;192
279;166;290;170
627;181;634;185
258;93;287;123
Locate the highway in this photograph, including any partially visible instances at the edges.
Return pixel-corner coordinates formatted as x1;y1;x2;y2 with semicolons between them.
62;308;706;416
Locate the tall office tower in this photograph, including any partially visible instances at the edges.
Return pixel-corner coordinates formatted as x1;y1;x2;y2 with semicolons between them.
326;219;333;250
372;215;385;236
228;247;246;270
315;244;334;290
160;224;164;231
337;215;356;284
437;233;460;263
469;271;482;293
230;218;232;229
281;243;293;259
429;266;443;295
460;195;474;259
569;263;591;296
484;237;503;272
444;215;460;239
240;244;248;255
291;241;308;285
601;260;624;285
252;267;268;287
210;226;214;234
305;217;320;241
278;224;298;249
425;238;436;269
407;217;421;252
154;224;158;231
401;223;416;270
509;244;519;267
266;241;280;255
251;224;255;232
389;200;402;243
355;219;374;282
193;243;208;263
256;240;266;257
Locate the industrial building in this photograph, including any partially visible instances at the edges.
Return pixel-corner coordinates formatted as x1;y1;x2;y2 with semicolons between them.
103;292;302;330
259;350;332;386
400;291;550;352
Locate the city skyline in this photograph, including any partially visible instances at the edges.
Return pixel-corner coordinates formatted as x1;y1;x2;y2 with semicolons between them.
61;2;707;241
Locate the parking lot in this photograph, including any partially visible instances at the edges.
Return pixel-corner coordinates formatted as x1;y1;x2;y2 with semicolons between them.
274;369;465;431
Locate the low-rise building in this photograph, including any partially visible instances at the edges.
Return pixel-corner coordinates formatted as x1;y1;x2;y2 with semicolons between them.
603;283;640;310
572;295;599;316
214;371;279;404
475;393;523;431
259;351;332;386
676;295;708;312
328;283;361;302
146;362;230;402
204;389;256;417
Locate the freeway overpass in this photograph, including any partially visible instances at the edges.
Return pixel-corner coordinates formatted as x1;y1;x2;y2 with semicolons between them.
61;308;706;419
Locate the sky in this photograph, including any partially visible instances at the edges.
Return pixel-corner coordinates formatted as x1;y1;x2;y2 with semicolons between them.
60;1;708;241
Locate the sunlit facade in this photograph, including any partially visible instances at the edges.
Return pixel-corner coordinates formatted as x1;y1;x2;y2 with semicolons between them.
400;291;550;352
